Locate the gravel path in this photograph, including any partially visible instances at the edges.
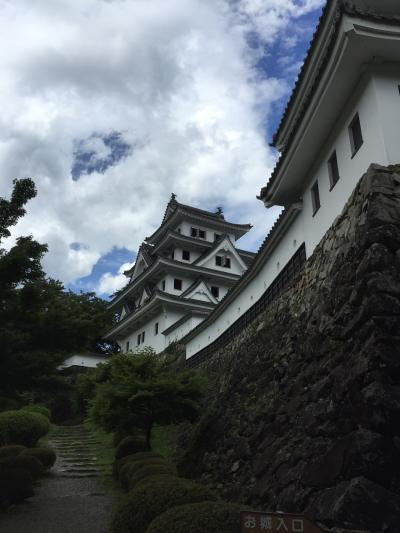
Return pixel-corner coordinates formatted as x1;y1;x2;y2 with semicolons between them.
0;425;115;533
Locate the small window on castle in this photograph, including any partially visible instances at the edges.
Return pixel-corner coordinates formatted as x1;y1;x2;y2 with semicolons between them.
177;227;181;233
154;323;159;335
171;249;175;260
215;255;222;266
198;229;206;239
137;334;141;346
191;227;197;237
174;278;182;290
182;250;190;261
224;257;231;268
311;181;321;216
126;341;130;353
211;286;219;298
349;113;363;156
214;233;221;242
161;280;166;291
141;331;145;343
328;151;340;189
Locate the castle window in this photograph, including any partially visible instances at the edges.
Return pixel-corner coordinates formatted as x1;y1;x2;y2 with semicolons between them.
137;334;141;346
349;113;363;156
161;280;166;291
182;250;190;261
328;150;340;189
126;341;130;352
154;322;159;335
191;227;197;237
191;227;206;239
311;181;320;216
214;233;221;242
215;255;222;266
215;255;230;268
211;286;219;298
141;331;145;343
199;229;206;239
174;278;182;290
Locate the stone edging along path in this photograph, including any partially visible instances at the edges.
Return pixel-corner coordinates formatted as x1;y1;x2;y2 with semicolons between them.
0;425;115;533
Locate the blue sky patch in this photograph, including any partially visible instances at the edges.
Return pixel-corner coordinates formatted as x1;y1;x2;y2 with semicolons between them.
71;131;132;180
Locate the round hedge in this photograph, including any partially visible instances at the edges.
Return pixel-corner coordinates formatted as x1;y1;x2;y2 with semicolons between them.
146;501;243;533
115;436;148;460
126;464;177;492
0;445;26;459
119;458;169;490
0;410;50;446
20;404;51;420
0;454;44;479
0;467;34;504
21;447;56;469
113;451;163;479
110;477;218;533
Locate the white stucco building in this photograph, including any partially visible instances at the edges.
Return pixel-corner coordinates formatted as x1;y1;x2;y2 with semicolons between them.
182;0;400;362
105;195;255;353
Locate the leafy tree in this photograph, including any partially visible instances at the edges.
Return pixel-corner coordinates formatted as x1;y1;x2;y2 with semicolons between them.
0;178;114;405
90;350;206;449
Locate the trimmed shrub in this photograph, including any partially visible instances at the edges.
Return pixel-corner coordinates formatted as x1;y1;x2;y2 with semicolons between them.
0;454;44;479
126;464;177;492
146;501;244;533
113;451;163;479
21;447;56;469
110;477;218;533
0;467;34;504
115;436;148;460
0;410;50;446
119;458;169;491
21;405;51;420
0;445;26;459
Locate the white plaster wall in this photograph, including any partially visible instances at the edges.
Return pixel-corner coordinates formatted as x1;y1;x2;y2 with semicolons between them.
166;315;205;345
60;354;108;369
186;74;396;359
119;311;166;354
373;74;400;165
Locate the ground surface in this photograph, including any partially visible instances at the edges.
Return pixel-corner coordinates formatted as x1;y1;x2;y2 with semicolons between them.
0;425;115;533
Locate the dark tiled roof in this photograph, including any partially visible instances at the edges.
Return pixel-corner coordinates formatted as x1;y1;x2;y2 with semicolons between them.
261;0;400;201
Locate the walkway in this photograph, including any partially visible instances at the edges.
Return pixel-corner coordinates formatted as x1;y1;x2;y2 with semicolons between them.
0;425;115;533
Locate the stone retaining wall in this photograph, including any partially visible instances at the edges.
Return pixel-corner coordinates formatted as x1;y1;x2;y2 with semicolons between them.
177;164;400;532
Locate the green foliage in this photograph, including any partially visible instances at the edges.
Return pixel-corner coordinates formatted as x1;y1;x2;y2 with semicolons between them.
0;179;115;407
125;464;177;492
20;404;51;420
119;457;171;491
110;477;218;533
21;447;56;469
146;501;244;533
0;445;26;459
90;350;206;448
0;466;34;504
151;425;179;459
0;410;50;446
115;435;148;459
0;454;44;479
113;451;163;479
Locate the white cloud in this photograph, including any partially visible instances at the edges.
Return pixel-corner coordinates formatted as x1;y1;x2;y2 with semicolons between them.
0;0;323;288
97;262;134;296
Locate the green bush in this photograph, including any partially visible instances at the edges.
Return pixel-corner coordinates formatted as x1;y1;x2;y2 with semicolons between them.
115;436;148;460
126;464;177;492
146;501;244;533
21;447;56;469
110;477;218;533
119;458;170;491
0;410;50;446
0;444;26;459
0;467;34;504
21;404;51;420
0;454;44;479
113;451;163;479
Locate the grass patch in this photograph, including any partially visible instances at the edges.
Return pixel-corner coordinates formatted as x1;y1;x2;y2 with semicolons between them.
151;425;179;460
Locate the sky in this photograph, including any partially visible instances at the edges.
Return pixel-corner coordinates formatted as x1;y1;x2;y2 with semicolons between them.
0;0;325;299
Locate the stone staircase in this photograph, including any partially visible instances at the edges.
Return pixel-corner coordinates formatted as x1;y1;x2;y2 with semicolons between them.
48;425;109;478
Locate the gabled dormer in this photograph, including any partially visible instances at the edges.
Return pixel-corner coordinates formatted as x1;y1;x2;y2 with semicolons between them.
194;235;248;276
125;244;154;282
181;279;219;304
